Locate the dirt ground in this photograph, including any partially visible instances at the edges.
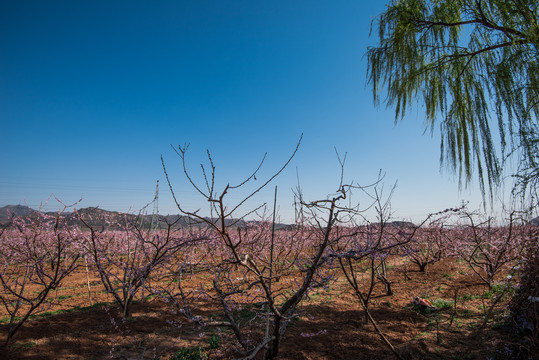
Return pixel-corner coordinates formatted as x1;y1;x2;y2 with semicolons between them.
0;257;526;359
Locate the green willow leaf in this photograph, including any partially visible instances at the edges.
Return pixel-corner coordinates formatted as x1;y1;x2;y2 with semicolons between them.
367;0;539;204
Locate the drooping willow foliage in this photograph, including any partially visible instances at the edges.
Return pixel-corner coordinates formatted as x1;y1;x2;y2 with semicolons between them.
367;0;539;205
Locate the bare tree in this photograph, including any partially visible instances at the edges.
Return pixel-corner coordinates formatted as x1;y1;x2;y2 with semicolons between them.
454;210;525;290
0;207;80;346
79;213;206;318
160;137;372;359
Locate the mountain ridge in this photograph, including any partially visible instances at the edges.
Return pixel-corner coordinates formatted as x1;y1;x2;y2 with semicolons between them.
1;204;482;230
0;205;255;230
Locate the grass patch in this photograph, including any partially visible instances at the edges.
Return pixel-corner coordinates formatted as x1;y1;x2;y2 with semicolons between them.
208;335;220;350
442;272;453;280
433;299;453;310
230;306;258;324
169;346;208;360
9;341;36;350
458;293;479;301
0;301;110;323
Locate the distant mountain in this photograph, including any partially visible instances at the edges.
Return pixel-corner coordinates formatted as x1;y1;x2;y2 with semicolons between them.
61;207;201;230
388;220;416;228
0;205;420;231
2;204;422;231
0;205;253;230
0;205;39;224
0;204;151;228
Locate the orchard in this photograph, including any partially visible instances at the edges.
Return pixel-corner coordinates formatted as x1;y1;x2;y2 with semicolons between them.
0;145;536;359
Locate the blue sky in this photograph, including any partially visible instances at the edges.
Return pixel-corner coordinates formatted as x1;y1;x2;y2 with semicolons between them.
0;0;503;222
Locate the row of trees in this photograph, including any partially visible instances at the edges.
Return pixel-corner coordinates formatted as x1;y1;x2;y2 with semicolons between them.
1;1;537;358
0;144;535;359
366;1;539;356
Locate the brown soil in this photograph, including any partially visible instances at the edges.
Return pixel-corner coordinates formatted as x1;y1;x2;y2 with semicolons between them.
0;257;522;359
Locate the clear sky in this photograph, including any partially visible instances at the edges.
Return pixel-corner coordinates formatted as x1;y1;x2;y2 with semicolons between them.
0;0;507;222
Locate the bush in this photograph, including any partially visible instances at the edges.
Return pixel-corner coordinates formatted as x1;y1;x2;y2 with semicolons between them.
170;346;208;360
509;228;539;358
432;299;453;311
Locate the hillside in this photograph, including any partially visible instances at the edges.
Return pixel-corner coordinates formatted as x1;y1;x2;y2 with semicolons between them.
0;205;39;224
0;205;422;230
0;205;250;230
